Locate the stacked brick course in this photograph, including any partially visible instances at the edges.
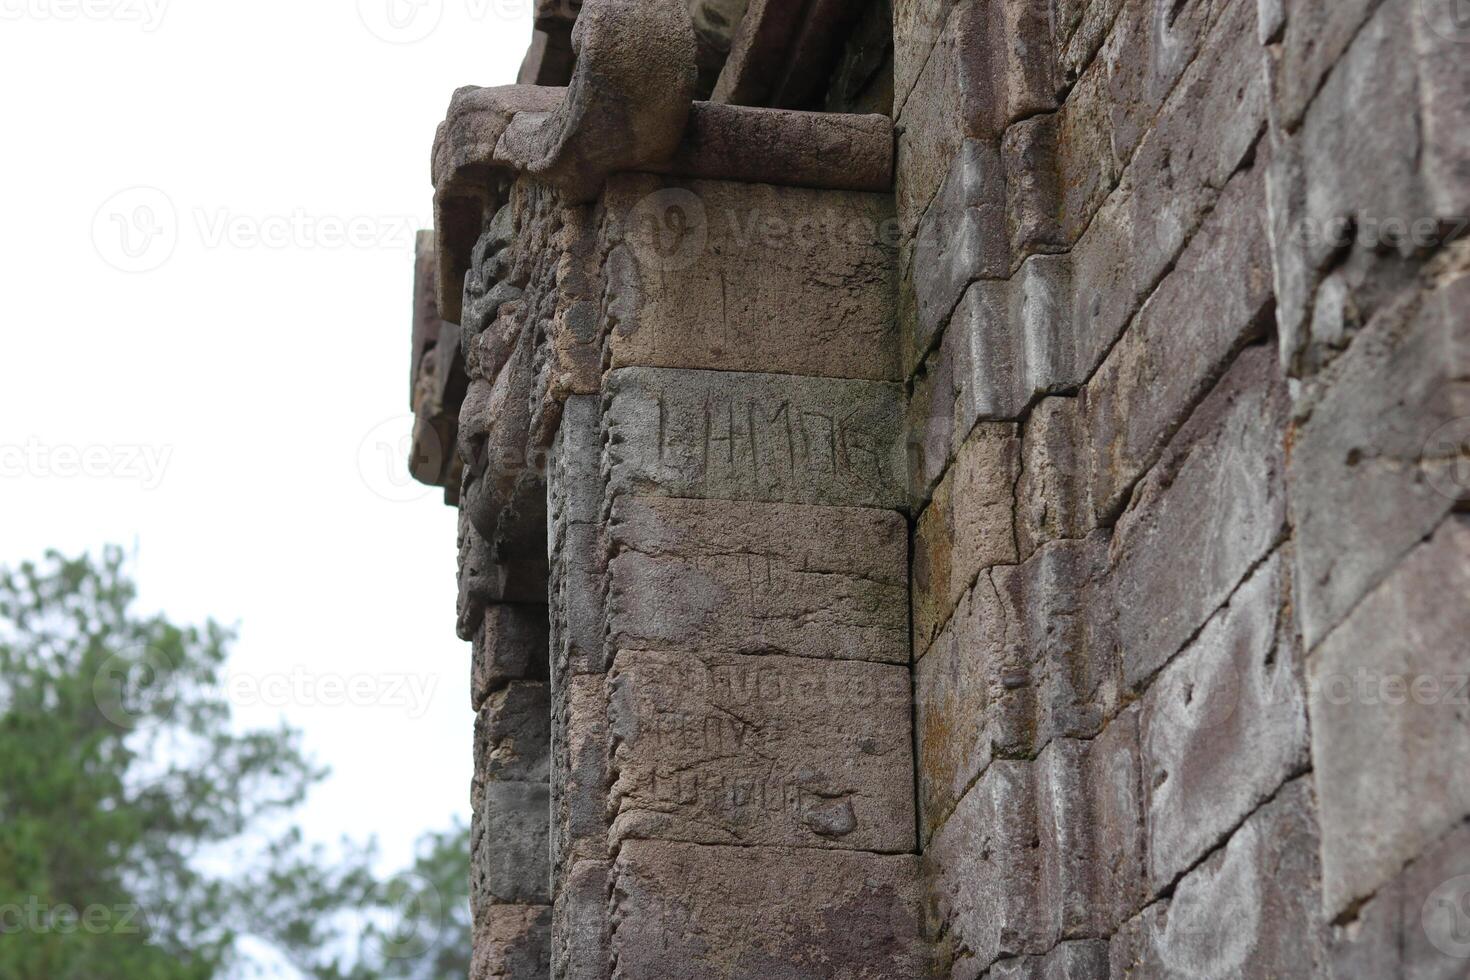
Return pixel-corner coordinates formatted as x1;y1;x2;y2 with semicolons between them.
406;0;1469;974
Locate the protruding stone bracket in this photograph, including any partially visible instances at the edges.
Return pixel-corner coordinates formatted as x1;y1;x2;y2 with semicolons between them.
432;0;699;321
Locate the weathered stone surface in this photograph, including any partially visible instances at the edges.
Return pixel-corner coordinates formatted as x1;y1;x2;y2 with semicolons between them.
611;842;928;978
607;649;914;851
1084;155;1275;522
917;534;1118;836
476;682;553;801
1033;716;1149;945
601;176;898;381
1328;821;1470;978
552;859;609;980
709;0;803;104
550;395;607;678
474;781;553;906
896;0;1059;233
1110;345;1288;691
915;578;1002;841
926;761;1045;977
607;496;908;663
552;674;610;880
1016;396;1093;560
472;605;552;711
911;423;1020;654
472;903;552;980
1107;778;1326;979
1266;0;1377;131
1308;517;1470;919
1266;0;1470;372
1140;551;1309;891
602;367;907;510
1288;263;1470;651
909;139;1007;360
945;254;1073;424
988;940;1110;980
994;532;1118;750
1068;0;1267;388
661;102;896;192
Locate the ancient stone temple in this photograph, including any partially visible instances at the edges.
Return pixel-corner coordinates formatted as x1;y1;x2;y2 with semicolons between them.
405;0;1470;975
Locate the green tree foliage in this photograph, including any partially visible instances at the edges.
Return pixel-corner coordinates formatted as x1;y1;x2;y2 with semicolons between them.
0;548;470;979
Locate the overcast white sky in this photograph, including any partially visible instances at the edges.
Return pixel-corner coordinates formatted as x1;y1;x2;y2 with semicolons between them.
1;0;535;970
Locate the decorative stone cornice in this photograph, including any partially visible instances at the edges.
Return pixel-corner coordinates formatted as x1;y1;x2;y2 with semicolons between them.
432;0;699;321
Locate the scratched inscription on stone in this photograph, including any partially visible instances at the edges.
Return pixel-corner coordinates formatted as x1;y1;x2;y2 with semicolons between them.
604;368;908;510
607;649;915;852
607;496;910;663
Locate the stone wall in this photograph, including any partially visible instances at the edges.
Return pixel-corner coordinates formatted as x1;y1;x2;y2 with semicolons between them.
407;0;1470;975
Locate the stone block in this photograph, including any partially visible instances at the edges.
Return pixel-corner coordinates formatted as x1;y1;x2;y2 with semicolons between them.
1099;0;1236;165
1084;155;1274;522
1266;0;1377;131
1140;551;1309;892
1068;0;1267;388
1328;821;1470;978
607;649;914;852
607;496;908;663
914;536;1116;837
475;682;552;802
1046;64;1117;245
550;394;602;531
1084;706;1148;932
1033;716;1149;945
552;673;610;880
1107;778;1326;978
896;0;1060;234
1110;344;1288;692
947;254;1074;424
893;0;954;116
925;760;1046;977
1267;0;1469;371
600;176;899;381
472;903;552;980
911;422;1020;655
602;367;908;511
472;605;551;711
915;579;1002;842
1016;396;1093;560
994;532;1118;750
910;139;1008;360
552;523;608;678
473;781;552;906
1288;266;1470;650
1308;517;1470;919
611;841;928;978
552;859;609;980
